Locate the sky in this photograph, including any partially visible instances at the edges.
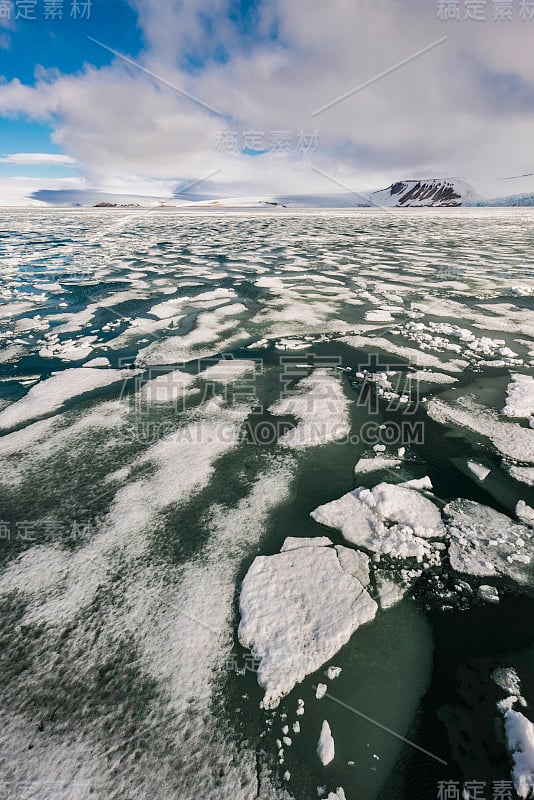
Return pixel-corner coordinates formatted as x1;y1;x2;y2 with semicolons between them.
1;0;534;205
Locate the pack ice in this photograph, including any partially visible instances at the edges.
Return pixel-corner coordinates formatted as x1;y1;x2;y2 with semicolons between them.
239;472;534;713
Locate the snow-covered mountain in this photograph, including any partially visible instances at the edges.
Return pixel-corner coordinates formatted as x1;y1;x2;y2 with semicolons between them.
371;178;478;207
18;178;483;208
183;179;479;209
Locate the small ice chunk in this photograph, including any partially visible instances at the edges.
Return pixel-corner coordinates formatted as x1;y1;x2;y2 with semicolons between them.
478;585;500;604
283;771;291;782
292;721;300;734
325;666;342;681
493;667;522;697
316;683;328;699
467;461;491;482
398;476;433;492
317;720;335;766
283;736;292;747
355;456;401;475
328;789;346;800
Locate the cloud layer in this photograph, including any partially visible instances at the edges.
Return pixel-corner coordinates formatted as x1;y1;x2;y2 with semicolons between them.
1;0;534;203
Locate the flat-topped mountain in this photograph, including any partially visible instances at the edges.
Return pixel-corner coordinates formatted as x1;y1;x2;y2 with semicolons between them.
371;178;478;207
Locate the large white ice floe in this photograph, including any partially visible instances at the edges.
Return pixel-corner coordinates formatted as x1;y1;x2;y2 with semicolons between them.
311;482;444;562
0;367;135;431
445;500;533;585
238;537;377;708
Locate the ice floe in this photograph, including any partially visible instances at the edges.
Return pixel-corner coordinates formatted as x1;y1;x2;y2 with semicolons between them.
317;721;335;766
517;501;534;526
428;397;534;465
478;585;500;604
327;788;346;800
467;461;491;482
503;374;534;425
39;335;97;361
325;666;342;681
445;500;533;585
281;536;333;552
354;455;401;475
140;368;197;405
509;466;534;487
311;483;443;562
238;538;377;708
270;368;350;448
0;367;134;431
199;358;257;383
83;356;111;368
504;711;534;798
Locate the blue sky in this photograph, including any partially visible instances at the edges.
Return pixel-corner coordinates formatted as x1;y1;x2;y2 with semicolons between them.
1;0;534;204
0;0;141;180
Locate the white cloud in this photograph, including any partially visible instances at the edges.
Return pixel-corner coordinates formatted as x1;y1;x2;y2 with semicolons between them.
0;153;78;166
1;0;534;203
